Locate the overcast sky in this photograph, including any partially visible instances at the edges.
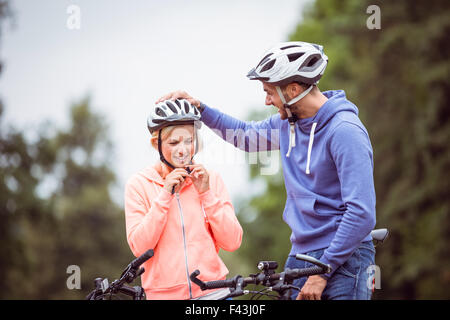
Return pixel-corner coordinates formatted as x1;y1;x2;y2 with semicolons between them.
0;0;309;205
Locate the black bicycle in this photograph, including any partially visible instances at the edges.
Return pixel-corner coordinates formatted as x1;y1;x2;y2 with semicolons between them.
190;228;389;300
85;229;388;300
86;249;154;300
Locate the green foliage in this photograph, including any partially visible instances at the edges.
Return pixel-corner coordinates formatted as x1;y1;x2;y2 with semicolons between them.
0;99;134;299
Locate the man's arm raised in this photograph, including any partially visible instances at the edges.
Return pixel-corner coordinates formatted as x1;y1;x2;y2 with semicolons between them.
157;90;280;153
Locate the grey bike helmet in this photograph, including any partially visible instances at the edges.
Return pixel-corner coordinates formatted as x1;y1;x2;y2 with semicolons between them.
147;99;201;133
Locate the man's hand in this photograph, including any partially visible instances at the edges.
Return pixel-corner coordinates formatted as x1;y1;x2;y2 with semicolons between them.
156;90;201;109
296;275;327;300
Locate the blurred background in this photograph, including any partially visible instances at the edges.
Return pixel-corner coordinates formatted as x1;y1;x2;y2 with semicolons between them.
0;0;449;299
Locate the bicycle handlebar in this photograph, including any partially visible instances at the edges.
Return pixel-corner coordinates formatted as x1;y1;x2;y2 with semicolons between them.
283;266;326;280
190;254;331;299
191;266;328;290
191;273;235;290
129;249;154;269
118;249;154;284
87;249;154;300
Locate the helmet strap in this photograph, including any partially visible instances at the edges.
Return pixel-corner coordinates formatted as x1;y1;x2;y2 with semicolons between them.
275;84;313;158
275;85;313;122
158;129;177;170
186;126;200;173
157;126;199;171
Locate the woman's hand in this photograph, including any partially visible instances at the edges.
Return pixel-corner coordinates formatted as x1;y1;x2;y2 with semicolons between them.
187;164;210;194
163;168;189;194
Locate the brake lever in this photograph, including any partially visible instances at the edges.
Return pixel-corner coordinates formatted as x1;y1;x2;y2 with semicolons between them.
228;277;245;298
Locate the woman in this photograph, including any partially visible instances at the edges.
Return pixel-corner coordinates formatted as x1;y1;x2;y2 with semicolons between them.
124;99;243;299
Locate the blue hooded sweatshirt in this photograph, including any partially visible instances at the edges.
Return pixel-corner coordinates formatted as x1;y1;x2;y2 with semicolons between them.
199;90;376;278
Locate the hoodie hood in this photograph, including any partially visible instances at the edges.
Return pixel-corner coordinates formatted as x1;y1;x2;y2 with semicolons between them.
295;90;359;174
298;90;359;134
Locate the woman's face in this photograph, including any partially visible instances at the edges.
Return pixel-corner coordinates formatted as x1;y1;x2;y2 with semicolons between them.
161;125;195;168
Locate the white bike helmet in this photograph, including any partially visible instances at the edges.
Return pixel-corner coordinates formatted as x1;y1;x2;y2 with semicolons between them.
247;41;328;87
247;41;328;159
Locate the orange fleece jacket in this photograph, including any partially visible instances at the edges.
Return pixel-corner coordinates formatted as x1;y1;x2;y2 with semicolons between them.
124;164;243;299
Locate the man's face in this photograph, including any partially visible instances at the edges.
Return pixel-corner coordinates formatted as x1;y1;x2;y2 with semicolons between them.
262;82;288;120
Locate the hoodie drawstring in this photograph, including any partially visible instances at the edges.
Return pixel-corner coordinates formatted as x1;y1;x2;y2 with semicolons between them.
286;122;296;158
275;85;313;158
285;108;296;158
306;122;317;175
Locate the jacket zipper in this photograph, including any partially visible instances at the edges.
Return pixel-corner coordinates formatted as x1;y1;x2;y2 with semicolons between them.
175;192;193;299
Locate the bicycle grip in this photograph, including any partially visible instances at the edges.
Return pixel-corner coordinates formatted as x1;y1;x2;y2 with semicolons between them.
202;279;235;290
118;284;140;298
130;249;154;269
191;270;236;291
285;266;326;280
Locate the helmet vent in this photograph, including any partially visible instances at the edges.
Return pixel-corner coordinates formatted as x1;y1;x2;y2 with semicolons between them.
307;57;319;67
155;108;167;117
281;44;301;50
287;52;305;62
166;101;178;113
183;100;190;114
261;59;275;72
256;53;273;68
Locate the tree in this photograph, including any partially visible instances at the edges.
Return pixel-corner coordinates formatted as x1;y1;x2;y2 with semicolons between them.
0;97;134;299
0;105;49;297
48;98;134;299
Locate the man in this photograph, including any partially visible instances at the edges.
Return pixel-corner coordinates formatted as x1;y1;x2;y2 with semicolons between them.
157;41;376;300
